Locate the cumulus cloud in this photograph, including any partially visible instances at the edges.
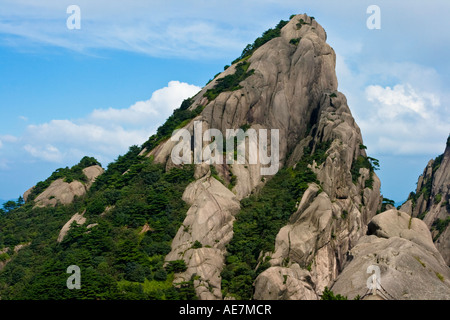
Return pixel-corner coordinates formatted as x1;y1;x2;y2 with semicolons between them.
19;81;201;164
334;49;450;157
24;120;149;158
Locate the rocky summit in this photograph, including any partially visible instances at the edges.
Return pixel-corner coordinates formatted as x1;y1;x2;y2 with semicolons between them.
0;14;448;300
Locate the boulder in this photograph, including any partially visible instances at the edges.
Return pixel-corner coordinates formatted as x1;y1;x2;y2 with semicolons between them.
368;209;436;253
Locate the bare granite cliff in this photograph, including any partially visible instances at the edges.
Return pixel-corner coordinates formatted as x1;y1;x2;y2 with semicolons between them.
24;165;104;208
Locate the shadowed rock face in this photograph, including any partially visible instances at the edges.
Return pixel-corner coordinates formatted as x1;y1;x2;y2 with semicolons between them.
331;210;450;300
401;137;450;265
152;14;382;299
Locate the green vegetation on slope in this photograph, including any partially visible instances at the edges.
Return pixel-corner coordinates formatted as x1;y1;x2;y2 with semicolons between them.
321;287;348;300
302;140;332;166
0;197;23;215
432;217;450;241
0;155;197;299
203;18;291;100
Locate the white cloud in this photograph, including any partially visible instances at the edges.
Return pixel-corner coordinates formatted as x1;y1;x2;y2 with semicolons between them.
358;83;449;155
0;135;19;143
20;81;201;164
365;84;439;120
90;81;200;125
334;50;450;157
24;144;63;163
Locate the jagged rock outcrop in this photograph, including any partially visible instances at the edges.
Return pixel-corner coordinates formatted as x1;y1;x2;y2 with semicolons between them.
331;209;450;299
165;164;240;299
32;165;104;208
155;14;382;299
257;88;382;298
401;137;450;265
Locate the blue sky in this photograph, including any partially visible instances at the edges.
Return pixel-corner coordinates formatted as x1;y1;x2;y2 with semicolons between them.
0;0;449;204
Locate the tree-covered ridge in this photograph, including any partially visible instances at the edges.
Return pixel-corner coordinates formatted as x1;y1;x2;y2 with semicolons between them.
26;156;101;202
0;154;198;299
